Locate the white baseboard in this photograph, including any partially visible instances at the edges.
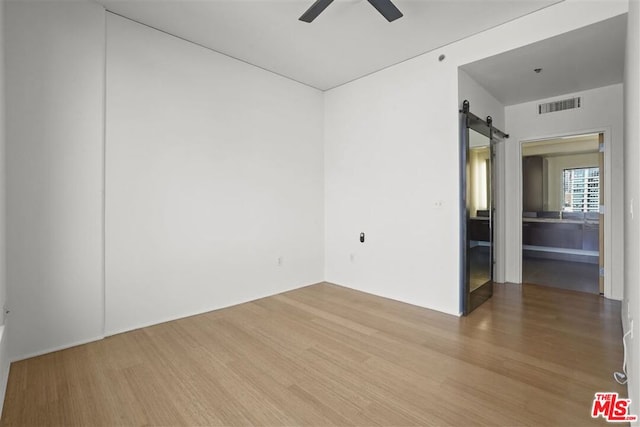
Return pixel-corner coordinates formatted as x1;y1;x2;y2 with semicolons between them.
11;335;105;363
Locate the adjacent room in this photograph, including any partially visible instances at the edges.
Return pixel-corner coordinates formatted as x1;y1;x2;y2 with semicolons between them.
0;0;638;425
521;133;603;294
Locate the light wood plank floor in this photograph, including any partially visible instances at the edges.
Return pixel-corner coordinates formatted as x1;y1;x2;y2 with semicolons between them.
1;282;626;426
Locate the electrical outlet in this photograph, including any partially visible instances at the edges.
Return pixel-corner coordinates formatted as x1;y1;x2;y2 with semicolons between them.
277;256;283;267
350;253;355;263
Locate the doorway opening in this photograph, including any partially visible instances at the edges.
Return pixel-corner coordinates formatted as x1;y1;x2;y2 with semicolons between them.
521;132;604;294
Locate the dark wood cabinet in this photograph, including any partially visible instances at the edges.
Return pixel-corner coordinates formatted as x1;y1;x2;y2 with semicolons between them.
469;219;490;242
522;221;582;249
583;223;599;251
523;156;543;212
522;222;533;246
522;220;599;252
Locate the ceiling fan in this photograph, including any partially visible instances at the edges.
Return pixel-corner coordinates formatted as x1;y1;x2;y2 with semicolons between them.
299;0;403;23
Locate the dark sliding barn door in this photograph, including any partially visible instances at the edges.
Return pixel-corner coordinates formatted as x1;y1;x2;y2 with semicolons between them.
460;100;508;315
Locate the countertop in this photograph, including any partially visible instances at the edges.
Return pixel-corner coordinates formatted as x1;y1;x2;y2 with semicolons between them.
470;217;599;225
523;217;599;225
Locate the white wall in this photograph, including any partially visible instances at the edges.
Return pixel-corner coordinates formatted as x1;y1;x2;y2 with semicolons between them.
505;84;624;300
458;70;505;130
0;0;632;385
5;1;106;359
324;56;462;314
324;0;627;315
623;0;639;421
0;0;8;414
3;0;324;359
0;0;5;316
105;14;324;334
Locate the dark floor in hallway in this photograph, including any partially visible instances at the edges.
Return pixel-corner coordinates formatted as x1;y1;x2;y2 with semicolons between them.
523;256;599;294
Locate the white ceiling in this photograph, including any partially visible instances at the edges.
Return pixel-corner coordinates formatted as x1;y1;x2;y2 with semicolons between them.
460;13;627;106
98;0;559;90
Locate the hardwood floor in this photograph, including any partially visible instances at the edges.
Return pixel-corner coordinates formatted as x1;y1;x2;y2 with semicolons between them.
1;282;626;426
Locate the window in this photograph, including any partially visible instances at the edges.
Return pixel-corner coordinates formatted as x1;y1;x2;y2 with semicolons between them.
562;167;599;212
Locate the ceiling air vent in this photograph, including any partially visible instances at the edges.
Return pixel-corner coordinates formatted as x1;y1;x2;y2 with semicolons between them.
538;97;581;114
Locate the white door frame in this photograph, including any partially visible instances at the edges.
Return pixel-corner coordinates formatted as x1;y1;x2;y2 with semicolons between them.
514;127;612;297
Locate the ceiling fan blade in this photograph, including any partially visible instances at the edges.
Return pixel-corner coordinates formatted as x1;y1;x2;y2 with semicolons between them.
299;0;335;23
367;0;403;22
